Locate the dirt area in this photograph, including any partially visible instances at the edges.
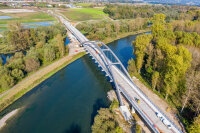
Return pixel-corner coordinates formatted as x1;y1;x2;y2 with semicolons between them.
0;108;20;129
0;9;35;13
132;76;185;132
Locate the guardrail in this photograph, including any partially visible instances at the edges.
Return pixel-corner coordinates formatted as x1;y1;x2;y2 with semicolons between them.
119;86;160;133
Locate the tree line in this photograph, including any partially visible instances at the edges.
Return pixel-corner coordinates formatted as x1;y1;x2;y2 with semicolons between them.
0;22;68;93
103;4;200;22
128;14;200;132
76;18;147;41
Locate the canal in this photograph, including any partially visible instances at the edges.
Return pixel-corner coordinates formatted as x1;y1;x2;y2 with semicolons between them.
0;33;140;133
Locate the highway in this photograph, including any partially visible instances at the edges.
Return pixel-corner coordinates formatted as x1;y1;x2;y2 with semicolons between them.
57;15;183;133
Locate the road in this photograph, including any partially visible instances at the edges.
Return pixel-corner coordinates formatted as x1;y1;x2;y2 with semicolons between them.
56;14;183;133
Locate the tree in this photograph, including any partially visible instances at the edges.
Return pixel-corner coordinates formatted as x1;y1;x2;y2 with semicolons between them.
127;58;137;76
44;46;56;62
133;34;152;73
114;21;120;34
0;74;15;89
152;14;166;24
56;34;65;57
0;58;2;66
152;71;159;91
25;58;40;72
92;108;123;133
189;115;200;133
6;58;25;70
105;24;112;37
109;99;119;112
164;55;184;99
7;22;31;51
11;69;24;80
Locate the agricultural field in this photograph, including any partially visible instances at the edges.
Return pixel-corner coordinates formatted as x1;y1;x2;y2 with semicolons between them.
60;8;108;22
0;11;55;30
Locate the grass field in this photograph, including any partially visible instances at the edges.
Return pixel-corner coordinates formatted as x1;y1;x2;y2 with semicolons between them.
0;12;55;30
74;3;93;7
61;8;108;22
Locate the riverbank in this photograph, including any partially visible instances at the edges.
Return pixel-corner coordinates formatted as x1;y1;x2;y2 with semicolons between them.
0;29;147;113
101;29;150;44
0;52;85;112
0;108;20;129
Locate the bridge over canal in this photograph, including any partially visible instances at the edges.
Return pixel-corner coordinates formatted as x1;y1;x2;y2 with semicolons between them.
57;15;183;133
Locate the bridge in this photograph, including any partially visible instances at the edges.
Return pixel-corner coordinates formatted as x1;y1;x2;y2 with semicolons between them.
57;15;183;133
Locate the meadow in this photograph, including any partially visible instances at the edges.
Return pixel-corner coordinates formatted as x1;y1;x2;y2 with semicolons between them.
61;8;108;22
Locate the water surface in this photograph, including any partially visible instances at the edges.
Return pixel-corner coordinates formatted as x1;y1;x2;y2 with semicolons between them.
0;33;143;133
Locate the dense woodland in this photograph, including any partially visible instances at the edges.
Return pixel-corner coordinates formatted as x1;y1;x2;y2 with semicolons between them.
0;23;68;93
103;4;200;21
128;14;200;132
77;18;147;41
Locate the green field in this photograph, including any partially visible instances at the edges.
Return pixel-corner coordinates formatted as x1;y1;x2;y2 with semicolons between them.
74;3;94;7
0;12;55;30
61;8;108;22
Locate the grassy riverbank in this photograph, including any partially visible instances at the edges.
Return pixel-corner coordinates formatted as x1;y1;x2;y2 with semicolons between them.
0;52;85;112
102;29;150;44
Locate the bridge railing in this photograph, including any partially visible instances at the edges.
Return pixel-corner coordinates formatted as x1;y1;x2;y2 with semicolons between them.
119;86;160;133
115;65;183;133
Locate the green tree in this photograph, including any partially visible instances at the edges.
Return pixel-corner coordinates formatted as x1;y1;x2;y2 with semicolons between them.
127;58;137;76
189;115;200;133
44;46;56;62
11;69;24;80
164;55;184;99
56;34;65;57
109;99;119;112
152;14;166;24
135;124;141;133
0;74;15;89
92;108;122;133
152;71;159;91
133;34;152;73
0;58;2;66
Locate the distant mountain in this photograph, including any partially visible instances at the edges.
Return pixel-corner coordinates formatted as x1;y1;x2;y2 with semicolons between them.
70;0;200;5
143;0;200;5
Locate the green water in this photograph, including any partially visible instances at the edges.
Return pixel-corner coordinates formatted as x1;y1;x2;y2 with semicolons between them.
0;33;143;133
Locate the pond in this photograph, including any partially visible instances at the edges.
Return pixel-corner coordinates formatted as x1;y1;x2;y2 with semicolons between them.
0;16;13;19
0;21;56;32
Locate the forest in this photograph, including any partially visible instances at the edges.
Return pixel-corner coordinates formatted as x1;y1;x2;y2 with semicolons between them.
103;4;200;21
76;18;147;41
0;23;68;94
128;14;200;132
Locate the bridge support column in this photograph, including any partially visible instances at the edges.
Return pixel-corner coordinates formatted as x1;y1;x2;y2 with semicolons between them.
115;86;124;106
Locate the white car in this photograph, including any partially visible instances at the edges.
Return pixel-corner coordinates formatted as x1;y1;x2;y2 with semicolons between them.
161;117;172;129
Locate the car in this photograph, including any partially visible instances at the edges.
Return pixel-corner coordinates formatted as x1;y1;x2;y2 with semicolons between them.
161;118;172;129
134;97;140;103
155;112;163;118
